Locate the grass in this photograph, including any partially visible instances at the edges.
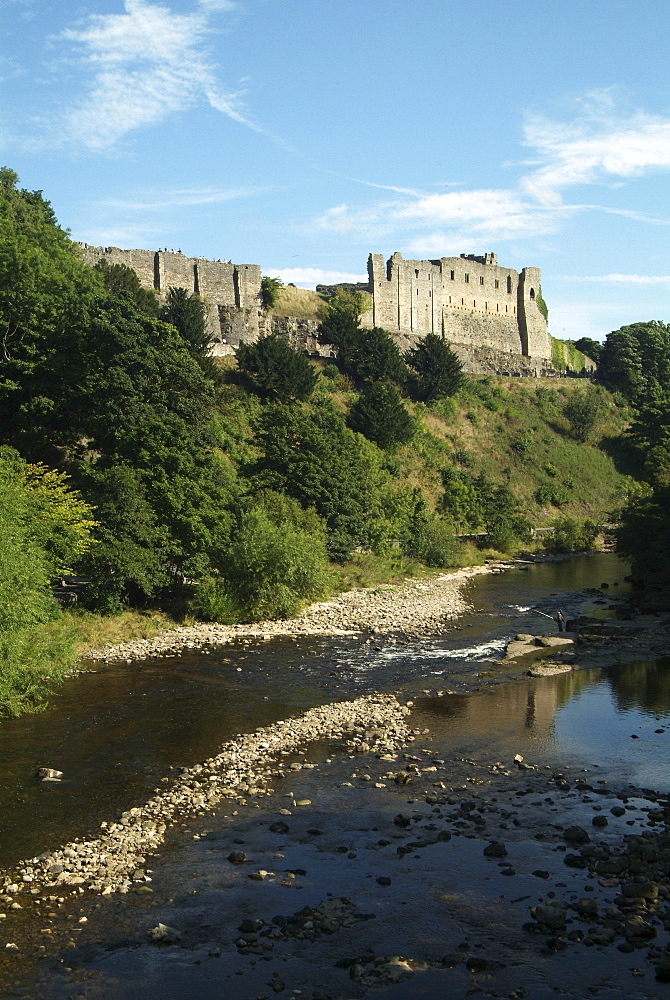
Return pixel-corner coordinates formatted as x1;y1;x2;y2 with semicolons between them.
68;608;179;656
395;377;633;527
271;285;327;320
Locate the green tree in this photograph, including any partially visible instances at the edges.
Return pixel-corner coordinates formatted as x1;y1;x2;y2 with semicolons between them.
617;484;670;585
563;388;605;442
222;491;329;620
543;516;599;554
574;337;602;364
405;333;463;403
235;334;318;401
160;286;210;355
338;326;408;386
598;321;670;405
260;275;282;310
94;259;159;316
317;289;364;353
251;400;388;560
348;380;415;450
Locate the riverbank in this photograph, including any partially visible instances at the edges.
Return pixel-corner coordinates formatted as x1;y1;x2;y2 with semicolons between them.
79;559;523;664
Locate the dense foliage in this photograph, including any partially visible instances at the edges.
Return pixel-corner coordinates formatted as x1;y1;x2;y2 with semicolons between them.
235;334;318;401
405;333;463;402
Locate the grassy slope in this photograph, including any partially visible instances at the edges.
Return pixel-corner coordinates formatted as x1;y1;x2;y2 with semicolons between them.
396;376;632;525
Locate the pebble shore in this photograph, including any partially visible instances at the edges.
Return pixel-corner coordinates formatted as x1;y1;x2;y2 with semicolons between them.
80;562;514;664
0;693;415;901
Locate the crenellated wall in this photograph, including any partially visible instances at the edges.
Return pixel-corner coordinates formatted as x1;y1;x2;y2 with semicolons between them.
79;244;555;371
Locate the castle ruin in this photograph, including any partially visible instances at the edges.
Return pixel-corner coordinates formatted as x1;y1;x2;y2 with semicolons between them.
79;244;554;374
363;252;551;361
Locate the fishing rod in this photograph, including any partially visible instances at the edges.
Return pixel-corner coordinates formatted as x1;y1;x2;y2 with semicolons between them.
529;608;557;621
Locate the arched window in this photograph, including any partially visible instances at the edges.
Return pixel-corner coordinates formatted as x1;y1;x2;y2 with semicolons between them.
506;275;512;294
529;287;535;300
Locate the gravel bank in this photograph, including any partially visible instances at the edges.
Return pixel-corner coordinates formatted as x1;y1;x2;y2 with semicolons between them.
0;693;414;902
81;562;517;665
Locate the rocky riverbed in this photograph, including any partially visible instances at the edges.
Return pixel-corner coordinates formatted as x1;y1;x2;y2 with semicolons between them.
80;562;517;664
3;555;670;997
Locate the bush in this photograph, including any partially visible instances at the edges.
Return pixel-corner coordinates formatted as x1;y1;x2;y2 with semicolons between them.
260;276;282;310
404;515;460;568
543;516;599;554
190;579;242;624
222;493;330;621
0;620;77;717
563;390;605;442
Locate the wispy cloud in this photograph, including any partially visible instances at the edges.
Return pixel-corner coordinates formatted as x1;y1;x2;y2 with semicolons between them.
100;184;279;211
50;0;260;151
265;267;368;289
313;92;670;251
520;90;670;206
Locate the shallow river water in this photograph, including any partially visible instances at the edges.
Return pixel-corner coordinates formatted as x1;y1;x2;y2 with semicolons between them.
1;553;669;1000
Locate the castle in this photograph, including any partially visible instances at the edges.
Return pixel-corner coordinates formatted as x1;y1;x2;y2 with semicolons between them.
79;245;554;375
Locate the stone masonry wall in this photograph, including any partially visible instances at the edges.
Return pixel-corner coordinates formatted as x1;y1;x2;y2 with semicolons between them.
79;245;262;349
79;244;554;372
365;252;552;361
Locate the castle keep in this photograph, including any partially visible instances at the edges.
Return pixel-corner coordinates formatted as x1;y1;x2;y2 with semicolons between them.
79;245;553;373
364;252;551;360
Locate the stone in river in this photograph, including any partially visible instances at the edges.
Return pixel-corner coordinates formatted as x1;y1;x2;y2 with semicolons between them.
483;841;507;858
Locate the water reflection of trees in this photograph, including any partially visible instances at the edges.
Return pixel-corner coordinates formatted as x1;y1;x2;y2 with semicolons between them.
607;659;670;714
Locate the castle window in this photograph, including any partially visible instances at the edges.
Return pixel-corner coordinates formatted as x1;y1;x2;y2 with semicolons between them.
473;300;476;308
505;305;508;312
529;287;536;300
485;301;488;310
496;303;499;311
494;279;499;289
506;275;512;294
415;269;419;279
479;276;484;285
464;273;469;283
450;270;455;280
461;297;464;305
448;295;452;303
429;291;432;297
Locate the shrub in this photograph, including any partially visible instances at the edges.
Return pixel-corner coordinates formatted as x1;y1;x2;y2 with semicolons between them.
222;492;329;621
404;515;460;568
260;276;282;310
543;516;599;554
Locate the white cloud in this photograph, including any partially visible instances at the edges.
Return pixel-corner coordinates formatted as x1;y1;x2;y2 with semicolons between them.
51;0;258;150
520;92;670;206
265;267;368;289
313;94;670;252
101;184;278;211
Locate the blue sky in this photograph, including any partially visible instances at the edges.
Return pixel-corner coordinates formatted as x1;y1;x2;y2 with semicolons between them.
3;0;670;341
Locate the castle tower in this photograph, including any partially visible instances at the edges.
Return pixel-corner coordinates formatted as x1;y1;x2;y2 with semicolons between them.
517;267;551;358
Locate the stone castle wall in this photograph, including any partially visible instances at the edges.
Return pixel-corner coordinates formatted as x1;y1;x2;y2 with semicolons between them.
79;245;553;371
79;244;263;350
364;252;552;360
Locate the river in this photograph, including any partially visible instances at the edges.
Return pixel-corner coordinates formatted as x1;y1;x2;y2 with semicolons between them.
1;552;669;999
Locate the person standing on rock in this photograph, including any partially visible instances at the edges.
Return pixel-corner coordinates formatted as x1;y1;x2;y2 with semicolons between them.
555;610;566;632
